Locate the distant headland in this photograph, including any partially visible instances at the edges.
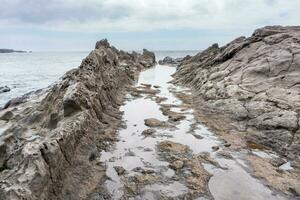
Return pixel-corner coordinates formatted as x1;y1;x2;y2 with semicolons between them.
0;49;30;53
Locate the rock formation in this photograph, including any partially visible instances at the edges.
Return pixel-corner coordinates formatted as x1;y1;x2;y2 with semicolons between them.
172;26;300;162
0;49;27;53
0;39;156;200
0;86;10;94
158;55;191;66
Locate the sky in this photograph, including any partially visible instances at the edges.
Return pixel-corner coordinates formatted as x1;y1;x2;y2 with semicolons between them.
0;0;299;51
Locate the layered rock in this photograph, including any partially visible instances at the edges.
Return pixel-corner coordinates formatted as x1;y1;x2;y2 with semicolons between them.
172;26;300;161
0;39;156;200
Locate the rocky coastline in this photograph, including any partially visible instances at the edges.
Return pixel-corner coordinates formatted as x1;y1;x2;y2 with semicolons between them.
166;26;300;197
172;26;300;170
0;39;156;199
0;26;300;199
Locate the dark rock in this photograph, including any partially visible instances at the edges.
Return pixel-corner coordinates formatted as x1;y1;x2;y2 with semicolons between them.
0;49;27;53
0;86;10;93
114;166;126;176
212;146;220;151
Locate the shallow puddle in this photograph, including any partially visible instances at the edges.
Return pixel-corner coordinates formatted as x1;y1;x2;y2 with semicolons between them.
100;65;288;199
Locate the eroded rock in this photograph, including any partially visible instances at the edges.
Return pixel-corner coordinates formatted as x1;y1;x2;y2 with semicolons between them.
144;118;168;128
172;26;300;161
0;39;156;200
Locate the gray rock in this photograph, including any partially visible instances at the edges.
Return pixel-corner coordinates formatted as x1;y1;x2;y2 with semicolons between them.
142;129;156;136
0;39;156;200
172;26;300;160
158;55;191;66
114;166;126;176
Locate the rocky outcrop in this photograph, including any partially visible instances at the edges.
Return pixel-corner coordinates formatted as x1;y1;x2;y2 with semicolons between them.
0;86;10;94
0;39;156;200
0;49;27;53
172;26;300;161
158;55;191;66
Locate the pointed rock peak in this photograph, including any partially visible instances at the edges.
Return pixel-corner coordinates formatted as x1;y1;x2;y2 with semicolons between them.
95;39;110;49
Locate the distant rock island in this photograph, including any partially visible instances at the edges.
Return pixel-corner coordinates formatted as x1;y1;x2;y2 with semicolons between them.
0;49;28;53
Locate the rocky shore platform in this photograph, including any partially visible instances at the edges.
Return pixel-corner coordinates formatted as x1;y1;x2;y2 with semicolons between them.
0;39;156;199
172;26;300;193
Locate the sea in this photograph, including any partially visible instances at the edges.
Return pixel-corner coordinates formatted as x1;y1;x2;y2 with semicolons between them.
0;50;198;107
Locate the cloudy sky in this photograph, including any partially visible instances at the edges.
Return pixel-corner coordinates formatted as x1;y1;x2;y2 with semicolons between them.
0;0;299;51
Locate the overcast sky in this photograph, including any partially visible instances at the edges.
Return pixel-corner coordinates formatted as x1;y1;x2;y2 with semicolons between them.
0;0;299;51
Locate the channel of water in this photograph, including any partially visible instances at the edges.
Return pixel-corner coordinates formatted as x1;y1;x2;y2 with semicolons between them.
100;65;287;200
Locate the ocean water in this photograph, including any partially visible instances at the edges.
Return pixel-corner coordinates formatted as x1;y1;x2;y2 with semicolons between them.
0;50;198;107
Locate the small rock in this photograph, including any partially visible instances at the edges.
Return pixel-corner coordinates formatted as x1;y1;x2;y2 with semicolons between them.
125;150;136;157
142;129;156;136
125;183;138;195
216;151;233;159
131;92;142;98
170;160;184;170
224;143;231;147
212;146;220;151
141;83;152;88
0;86;10;93
144;148;153;152
109;157;116;162
114;166;126;176
192;134;203;140
144;118;167;127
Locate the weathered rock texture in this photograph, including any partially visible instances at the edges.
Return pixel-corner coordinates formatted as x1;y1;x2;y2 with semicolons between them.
0;39;156;200
173;26;300;161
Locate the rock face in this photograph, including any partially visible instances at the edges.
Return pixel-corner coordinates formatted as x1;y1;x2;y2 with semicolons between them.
158;55;191;66
0;39;156;200
172;26;300;160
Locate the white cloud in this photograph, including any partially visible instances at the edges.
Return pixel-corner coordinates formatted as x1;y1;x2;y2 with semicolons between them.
0;0;299;32
0;0;299;50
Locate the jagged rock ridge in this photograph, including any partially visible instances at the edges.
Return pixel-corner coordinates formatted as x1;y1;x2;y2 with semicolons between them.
173;26;300;161
0;39;156;200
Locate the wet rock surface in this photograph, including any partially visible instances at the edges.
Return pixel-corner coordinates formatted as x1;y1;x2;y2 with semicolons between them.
0;39;156;200
99;65;291;200
172;26;300;162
